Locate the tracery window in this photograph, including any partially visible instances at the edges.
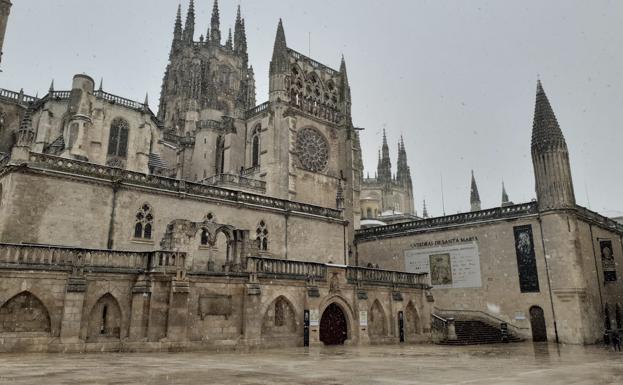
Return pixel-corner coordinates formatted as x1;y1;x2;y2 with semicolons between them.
256;220;268;251
107;118;129;158
134;203;153;240
296;127;329;173
251;125;261;168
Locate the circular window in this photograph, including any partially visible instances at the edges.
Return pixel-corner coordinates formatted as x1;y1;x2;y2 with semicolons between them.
296;127;329;172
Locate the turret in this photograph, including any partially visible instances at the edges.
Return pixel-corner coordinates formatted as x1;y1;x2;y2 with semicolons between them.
210;0;221;44
63;74;95;159
269;19;289;102
531;80;576;210
470;170;481;212
183;0;195;43
11;102;35;160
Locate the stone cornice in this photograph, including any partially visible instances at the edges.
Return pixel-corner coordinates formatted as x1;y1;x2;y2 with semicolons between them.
1;152;345;224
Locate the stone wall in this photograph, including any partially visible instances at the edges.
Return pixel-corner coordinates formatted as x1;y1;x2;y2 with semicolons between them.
0;245;431;353
355;204;623;344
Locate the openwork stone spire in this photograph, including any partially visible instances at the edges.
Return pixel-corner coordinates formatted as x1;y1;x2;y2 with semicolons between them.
183;0;195;42
531;80;575;210
470;170;481;212
422;199;429;218
501;182;512;207
170;4;183;55
378;129;392;183
16;104;35;147
210;0;221;44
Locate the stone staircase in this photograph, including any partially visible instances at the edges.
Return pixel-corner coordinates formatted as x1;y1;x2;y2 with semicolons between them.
438;319;523;345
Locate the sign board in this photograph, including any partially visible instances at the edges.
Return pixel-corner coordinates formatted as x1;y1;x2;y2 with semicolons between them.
359;310;368;326
404;241;482;289
309;309;319;326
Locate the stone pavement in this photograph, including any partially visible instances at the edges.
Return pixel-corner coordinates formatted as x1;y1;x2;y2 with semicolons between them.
0;342;621;384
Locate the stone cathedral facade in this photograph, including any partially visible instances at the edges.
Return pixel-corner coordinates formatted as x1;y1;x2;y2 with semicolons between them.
0;1;431;353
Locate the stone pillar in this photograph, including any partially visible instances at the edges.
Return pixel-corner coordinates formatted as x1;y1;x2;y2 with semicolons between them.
241;273;262;346
59;275;86;343
447;318;458;341
128;276;151;340
305;281;322;347
166;274;190;342
356;289;370;346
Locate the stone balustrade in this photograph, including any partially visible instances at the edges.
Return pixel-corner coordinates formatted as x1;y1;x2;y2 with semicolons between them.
202;173;266;193
346;266;429;287
356;202;539;241
246;256;327;280
21;152;343;220
245;101;269;119
0;243;185;273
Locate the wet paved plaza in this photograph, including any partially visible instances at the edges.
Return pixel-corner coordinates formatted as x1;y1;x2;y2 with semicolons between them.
0;343;622;384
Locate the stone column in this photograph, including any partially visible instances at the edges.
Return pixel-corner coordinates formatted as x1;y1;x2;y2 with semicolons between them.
128;276;151;340
166;274;190;342
59;275;86;343
241;273;262;346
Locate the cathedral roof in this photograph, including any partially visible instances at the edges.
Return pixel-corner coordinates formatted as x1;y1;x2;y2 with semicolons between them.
532;80;567;152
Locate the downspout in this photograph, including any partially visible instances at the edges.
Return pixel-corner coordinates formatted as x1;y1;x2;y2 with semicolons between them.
588;224;604;310
107;180;121;249
284;211;289;260
537;214;560;344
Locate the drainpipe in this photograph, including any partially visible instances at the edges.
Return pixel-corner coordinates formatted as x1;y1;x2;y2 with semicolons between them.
537;214;559;344
107;179;121;249
589;225;604;310
284;210;289;260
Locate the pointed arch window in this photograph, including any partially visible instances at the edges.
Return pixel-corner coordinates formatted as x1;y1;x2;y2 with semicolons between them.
251;125;261;168
256;220;268;251
274;297;287;327
107;118;129;158
134;203;153;240
200;228;209;246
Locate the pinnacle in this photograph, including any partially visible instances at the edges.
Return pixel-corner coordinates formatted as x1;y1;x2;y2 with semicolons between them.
532;79;566;152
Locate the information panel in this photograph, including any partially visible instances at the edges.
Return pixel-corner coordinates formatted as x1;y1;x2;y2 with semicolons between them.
404;240;482;289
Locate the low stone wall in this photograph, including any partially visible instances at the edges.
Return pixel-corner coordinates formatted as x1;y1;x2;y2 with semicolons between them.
0;244;432;353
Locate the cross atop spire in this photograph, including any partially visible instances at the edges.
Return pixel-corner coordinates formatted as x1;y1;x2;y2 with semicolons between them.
470;170;481;212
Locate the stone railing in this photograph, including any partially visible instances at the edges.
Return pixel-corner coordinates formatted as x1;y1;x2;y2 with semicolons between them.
24;152;343;220
246;256;327;280
289;49;337;76
356;202;538;241
433;307;529;336
0;243;188;274
575;205;623;233
346;266;429;287
94;90;147;111
202;173;266;192
431;313;450;342
0;88;37;104
241;165;260;176
49;90;71;100
245;101;270;119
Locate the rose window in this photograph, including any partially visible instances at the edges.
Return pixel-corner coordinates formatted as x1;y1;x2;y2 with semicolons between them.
296;127;329;172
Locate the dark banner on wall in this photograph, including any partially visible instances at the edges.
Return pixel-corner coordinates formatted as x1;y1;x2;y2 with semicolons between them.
600;240;617;282
513;225;540;293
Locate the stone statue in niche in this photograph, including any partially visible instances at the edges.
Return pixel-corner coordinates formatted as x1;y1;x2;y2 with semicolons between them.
329;272;340;293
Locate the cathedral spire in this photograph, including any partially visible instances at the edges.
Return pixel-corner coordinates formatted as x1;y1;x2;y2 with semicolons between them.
210;0;221;44
49;79;54;93
170;4;183;55
270;19;288;75
470;170;481;212
378;129;391;183
234;5;243;51
339;55;352;121
183;0;195;43
422;199;429;218
531;79;575;210
225;28;233;50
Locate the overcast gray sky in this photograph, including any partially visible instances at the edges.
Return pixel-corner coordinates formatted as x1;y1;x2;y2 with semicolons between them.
2;0;622;217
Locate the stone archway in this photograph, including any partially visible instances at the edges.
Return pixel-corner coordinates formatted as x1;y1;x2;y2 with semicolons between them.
529;306;547;342
368;299;387;339
0;291;51;333
320;303;348;345
405;301;420;338
87;293;122;341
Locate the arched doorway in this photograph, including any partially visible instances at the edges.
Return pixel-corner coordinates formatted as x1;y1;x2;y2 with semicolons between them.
529;306;547;342
320;303;348;345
